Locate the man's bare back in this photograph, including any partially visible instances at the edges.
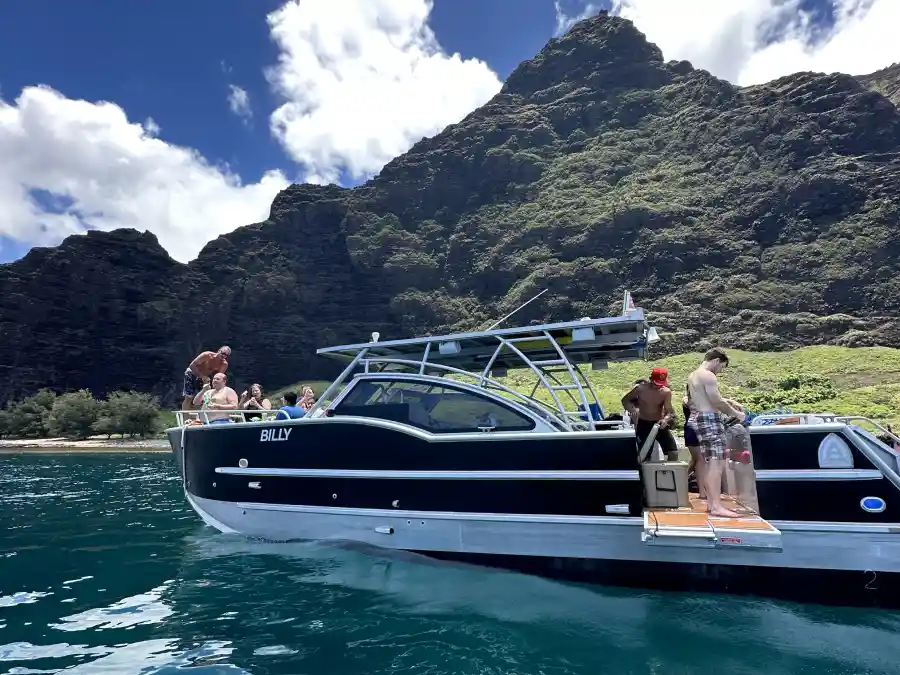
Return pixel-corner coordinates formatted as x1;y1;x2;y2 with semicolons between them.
625;383;671;423
190;350;229;377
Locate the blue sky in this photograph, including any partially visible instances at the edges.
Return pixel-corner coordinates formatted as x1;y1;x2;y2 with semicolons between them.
0;0;896;263
0;0;567;262
0;0;558;188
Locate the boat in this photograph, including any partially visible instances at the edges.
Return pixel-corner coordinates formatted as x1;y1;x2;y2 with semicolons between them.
166;304;900;607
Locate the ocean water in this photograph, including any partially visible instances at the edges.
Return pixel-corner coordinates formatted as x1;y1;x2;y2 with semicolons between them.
2;454;900;675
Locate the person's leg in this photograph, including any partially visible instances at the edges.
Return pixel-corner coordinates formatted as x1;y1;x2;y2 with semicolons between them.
688;446;707;498
658;427;679;462
634;419;654;462
182;370;197;411
704;439;739;518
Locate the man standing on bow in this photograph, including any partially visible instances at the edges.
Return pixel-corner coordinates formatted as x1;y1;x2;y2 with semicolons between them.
621;367;678;462
182;345;231;410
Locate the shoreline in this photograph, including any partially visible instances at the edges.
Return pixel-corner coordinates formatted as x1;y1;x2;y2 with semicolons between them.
0;436;170;454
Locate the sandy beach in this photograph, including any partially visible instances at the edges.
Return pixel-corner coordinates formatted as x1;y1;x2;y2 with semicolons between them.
0;436;170;453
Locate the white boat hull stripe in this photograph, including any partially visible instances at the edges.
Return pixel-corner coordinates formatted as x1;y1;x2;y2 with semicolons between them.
214;467;884;481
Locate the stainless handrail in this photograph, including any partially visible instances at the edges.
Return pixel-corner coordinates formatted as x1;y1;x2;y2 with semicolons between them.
352;356;573;429
748;413;839;425
838;416;900;452
173;409;282;427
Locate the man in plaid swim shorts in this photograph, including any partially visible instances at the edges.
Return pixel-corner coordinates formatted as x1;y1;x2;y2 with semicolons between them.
686;348;746;518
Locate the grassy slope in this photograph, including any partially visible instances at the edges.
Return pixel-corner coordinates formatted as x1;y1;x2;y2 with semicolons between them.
504;346;900;426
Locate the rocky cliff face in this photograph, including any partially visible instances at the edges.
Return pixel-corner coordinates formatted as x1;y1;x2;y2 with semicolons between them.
3;12;900;406
858;62;900;107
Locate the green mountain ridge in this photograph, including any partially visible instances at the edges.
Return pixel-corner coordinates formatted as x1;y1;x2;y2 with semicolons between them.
2;12;900;405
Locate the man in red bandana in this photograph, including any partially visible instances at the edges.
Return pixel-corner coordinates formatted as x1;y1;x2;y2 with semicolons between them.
621;367;678;462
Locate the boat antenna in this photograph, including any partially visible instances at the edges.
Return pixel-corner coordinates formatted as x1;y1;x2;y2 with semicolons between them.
483;288;548;331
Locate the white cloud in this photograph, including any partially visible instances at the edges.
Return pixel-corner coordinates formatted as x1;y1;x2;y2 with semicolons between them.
0;85;288;263
556;0;900;86
264;0;502;185
227;84;253;123
554;1;603;36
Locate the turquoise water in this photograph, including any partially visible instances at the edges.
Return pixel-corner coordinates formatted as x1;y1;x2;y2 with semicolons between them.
2;454;900;675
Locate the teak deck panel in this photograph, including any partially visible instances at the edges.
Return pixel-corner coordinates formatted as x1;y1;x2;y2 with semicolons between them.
647;493;779;533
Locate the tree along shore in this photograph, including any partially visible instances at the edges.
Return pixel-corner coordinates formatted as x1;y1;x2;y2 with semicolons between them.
0;389;163;442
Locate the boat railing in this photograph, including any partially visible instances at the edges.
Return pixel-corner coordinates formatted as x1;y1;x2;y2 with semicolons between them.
749;412;900;451
356;355;613;431
311;312;654;431
173;409;283;427
358;355;580;429
748;412;843;426
837;416;900;454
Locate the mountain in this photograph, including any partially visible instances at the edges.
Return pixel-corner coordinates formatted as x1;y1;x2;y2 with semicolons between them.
858;63;900;107
3;11;900;406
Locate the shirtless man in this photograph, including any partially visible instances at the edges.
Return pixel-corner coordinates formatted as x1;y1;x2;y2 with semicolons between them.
686;348;745;518
621;367;678;462
182;346;231;410
192;372;238;422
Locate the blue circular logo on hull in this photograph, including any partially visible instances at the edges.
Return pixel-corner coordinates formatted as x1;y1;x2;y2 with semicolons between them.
860;497;886;514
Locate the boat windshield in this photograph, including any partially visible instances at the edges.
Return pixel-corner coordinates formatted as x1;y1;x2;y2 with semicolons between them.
332;378;539;433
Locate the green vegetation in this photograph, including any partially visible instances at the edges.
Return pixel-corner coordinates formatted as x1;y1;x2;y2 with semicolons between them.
0;390;162;441
505;346;900;427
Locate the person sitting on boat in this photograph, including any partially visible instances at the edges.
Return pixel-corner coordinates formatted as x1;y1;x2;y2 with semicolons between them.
621;368;678;462
686;348;745;518
182;346;231;410
275;392;307;420
298;386;317;412
192;372;239;423
239;383;272;421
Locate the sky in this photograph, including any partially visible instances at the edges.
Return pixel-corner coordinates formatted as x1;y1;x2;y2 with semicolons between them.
1;0;898;264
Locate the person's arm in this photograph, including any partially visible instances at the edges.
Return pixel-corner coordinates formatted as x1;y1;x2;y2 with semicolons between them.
260;398;272;410
621;385;640;416
660;388;675;428
188;352;211;377
192;384;210;407
704;377;744;419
